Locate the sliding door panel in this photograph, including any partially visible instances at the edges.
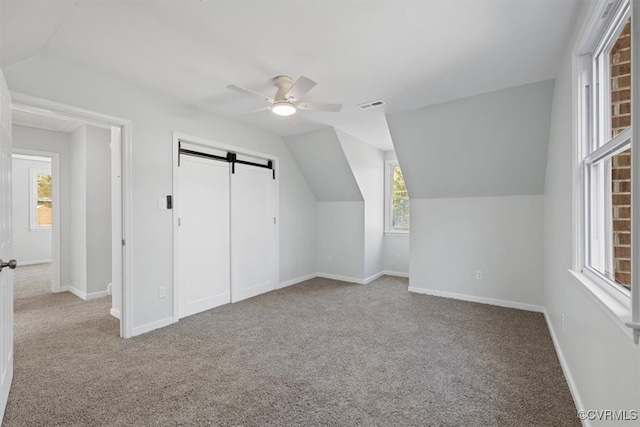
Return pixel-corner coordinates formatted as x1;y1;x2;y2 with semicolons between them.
230;164;276;302
178;156;230;318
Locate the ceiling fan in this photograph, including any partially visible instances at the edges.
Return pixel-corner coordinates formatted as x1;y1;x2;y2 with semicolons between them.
227;75;342;117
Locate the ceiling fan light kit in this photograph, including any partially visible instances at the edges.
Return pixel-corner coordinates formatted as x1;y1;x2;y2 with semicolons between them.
271;102;297;116
227;75;342;118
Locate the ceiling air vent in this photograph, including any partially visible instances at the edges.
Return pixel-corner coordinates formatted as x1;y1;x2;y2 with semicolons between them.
357;100;386;110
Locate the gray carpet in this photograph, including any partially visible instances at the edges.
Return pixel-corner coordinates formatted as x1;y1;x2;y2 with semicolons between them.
4;264;579;426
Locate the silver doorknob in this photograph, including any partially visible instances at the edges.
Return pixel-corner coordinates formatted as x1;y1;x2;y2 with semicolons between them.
0;259;17;272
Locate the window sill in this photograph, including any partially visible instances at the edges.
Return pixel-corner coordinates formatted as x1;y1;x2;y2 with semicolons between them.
567;269;634;341
384;231;409;237
29;227;52;232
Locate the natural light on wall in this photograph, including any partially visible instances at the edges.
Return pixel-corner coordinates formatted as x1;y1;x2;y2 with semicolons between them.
576;0;639;343
385;160;409;233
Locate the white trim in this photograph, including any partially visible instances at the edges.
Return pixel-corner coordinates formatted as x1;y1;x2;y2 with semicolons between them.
363;271;384;284
383;270;410;278
57;286;69;293
172;132;280;324
68;287;108;300
16;259;51;266
0;353;12;421
110;308;121;320
384;159;410;233
131;317;175;337
407;287;544;313
11;148;61;292
543;309;589;427
316;273;364;284
28;166;52;230
278;273;316;289
568;269;634;340
11;92;134;339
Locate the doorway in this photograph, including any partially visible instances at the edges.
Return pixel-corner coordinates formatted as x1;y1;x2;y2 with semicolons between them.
11;93;132;338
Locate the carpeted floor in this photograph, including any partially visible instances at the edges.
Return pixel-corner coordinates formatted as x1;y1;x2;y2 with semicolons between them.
3;264;579;426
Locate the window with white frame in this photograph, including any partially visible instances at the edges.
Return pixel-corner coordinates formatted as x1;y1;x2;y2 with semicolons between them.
576;0;639;342
30;168;52;229
385;160;409;233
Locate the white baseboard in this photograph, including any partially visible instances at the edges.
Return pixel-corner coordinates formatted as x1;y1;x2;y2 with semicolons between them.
543;310;588;426
67;287;109;301
278;273;317;289
68;287;86;300
316;273;366;285
407;287;544;313
57;286;70;293
363;271;385;284
17;259;51;266
131;317;175;337
383;270;410;278
110;308;121;320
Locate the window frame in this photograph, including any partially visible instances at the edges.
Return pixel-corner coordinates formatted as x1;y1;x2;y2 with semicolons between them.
573;0;639;343
384;159;409;235
29;167;52;230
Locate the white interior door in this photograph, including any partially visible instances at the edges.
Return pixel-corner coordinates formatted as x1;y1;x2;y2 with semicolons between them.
230;163;276;303
0;68;15;418
178;155;230;318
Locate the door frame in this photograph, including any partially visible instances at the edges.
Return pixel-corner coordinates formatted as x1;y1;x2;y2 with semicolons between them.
171;132;280;323
11;92;134;338
11;148;61;292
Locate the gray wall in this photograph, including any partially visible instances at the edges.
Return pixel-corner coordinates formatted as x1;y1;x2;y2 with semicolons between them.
337;129;384;279
69;126;87;295
85;125;111;294
12;125;71;286
542;0;640;414
388;79;555;199
5;56;317;333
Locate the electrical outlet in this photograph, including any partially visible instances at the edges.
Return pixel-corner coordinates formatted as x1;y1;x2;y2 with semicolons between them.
326;255;332;263
475;271;483;280
561;314;565;332
396;254;402;261
159;286;167;298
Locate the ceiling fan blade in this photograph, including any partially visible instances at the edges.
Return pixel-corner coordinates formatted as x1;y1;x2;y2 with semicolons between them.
297;102;342;112
238;106;272;115
286;114;300;125
285;76;317;101
227;85;274;103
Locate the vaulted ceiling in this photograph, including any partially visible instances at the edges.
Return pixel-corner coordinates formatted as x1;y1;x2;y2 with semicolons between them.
1;0;581;150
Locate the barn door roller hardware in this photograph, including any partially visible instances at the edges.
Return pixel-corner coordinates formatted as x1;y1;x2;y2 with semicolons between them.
179;141;275;179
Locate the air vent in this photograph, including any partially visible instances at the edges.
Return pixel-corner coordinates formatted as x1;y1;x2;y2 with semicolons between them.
357;100;386;110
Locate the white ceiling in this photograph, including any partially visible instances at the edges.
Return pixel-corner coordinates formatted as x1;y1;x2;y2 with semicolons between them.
0;0;581;151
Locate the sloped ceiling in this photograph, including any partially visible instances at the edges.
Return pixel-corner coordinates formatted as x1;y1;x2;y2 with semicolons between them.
388;80;555;199
283;128;362;202
0;1;581;151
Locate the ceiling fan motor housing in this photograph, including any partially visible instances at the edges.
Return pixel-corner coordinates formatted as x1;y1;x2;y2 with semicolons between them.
273;75;295;101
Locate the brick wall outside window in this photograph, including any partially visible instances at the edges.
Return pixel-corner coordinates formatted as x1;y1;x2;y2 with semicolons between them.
611;19;631;289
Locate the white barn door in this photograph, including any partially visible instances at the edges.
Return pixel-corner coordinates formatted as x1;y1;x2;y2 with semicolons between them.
230;163;276;303
177;156;230;318
0;69;15;418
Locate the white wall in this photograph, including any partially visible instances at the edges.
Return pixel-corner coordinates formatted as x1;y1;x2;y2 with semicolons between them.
85;125;111;295
12;125;71;286
409;196;543;310
11;156;52;264
337;129;384;279
69;126;87;295
316;202;364;281
383;235;409;276
543;1;640;418
5;56;317;332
